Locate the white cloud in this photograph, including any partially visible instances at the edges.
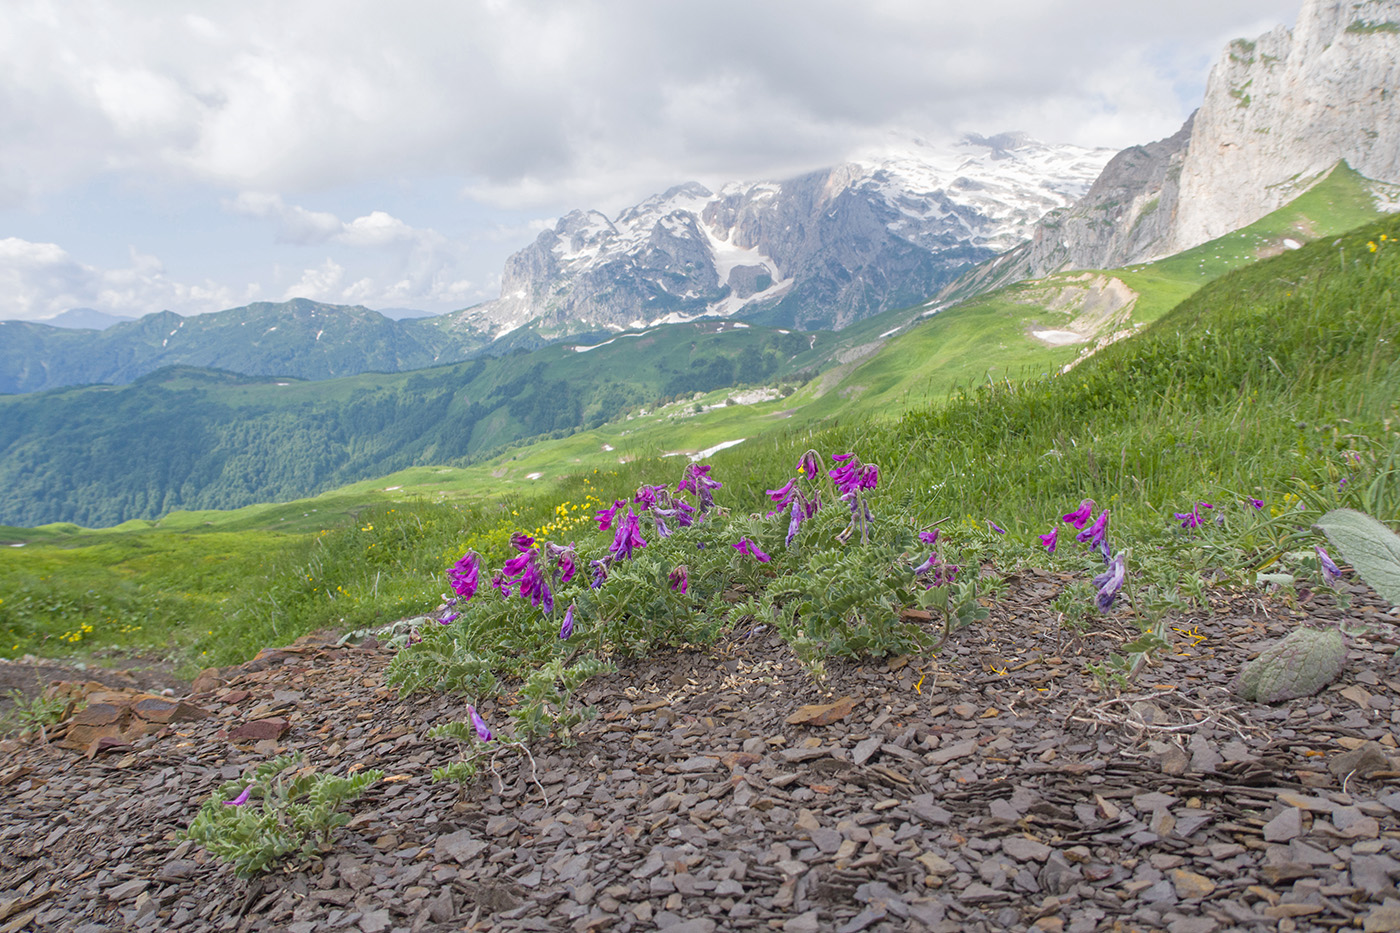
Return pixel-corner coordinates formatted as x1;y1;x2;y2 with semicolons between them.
0;237;255;320
235;195;481;310
0;0;1303;210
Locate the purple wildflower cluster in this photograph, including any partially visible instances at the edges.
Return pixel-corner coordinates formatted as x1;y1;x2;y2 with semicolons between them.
1041;498;1124;611
1173;501;1213;530
435;460;729;653
765;449;880;547
912;528;959;587
443;533;578;623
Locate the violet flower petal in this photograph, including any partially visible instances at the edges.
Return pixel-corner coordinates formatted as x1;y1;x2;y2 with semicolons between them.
223;786;252;806
467;705;493;742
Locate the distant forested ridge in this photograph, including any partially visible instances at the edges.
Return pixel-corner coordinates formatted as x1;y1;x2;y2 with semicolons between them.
0;299;493;394
0;322;824;527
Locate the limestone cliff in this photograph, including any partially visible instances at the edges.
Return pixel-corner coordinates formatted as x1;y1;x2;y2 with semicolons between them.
1167;0;1400;252
966;0;1400;291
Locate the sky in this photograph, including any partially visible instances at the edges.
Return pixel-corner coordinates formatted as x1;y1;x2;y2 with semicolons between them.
0;0;1304;323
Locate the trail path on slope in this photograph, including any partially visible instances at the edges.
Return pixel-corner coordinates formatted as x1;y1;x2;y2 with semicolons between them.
4;573;1400;933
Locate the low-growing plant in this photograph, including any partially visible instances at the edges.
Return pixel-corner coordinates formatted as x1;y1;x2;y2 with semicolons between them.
511;656;615;745
427;707;552;800
0;688;74;739
182;753;383;876
917;576;992;646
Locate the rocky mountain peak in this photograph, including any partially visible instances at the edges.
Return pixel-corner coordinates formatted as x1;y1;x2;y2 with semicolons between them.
448;134;1114;337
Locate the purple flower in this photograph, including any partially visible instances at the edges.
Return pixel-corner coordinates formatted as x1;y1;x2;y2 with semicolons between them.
510;533;534;552
490;570;513;597
609;507;648;561
1249;497;1265;510
767;477;798;506
1093;553;1126;612
559;603;575;640
1062;499;1095;529
919;529;939;546
223;786;252;807
634;484;668;511
734;537;771;563
677;463;722;512
798;450;822;481
1077;509;1109;548
915;551;958;586
1173;502;1211;530
517;561;554;613
1038;527;1058;553
589;558;609;589
447;551;481;600
1316;546;1343;585
785;497;806;546
987;520;1006;535
467;705;493;742
595;499;627;531
546;542;577;583
502;549;532;577
1097;535;1113;564
438;612;458;626
669;565;689;594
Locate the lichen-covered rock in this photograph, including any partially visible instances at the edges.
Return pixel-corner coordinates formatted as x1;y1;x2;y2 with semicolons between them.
1235;626;1348;704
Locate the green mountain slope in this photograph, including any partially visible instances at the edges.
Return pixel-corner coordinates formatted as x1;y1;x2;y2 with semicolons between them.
0;298;494;394
787;160;1395;422
0;321;831;527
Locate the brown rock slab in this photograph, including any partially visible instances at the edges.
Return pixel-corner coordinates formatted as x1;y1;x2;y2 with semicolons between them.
1170;869;1216;899
132;696;209;724
786;696;858;726
190;667;227;694
228;717;291;742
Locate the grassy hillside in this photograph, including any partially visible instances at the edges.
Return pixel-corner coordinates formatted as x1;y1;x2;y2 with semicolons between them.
4;212;1397;674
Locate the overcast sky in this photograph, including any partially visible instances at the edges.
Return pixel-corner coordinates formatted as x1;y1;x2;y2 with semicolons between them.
0;0;1303;322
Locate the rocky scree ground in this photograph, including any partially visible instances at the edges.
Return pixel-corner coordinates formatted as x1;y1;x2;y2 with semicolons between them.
4;572;1400;932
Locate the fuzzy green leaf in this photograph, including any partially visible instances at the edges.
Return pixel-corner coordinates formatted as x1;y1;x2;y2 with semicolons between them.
1314;508;1400;605
1235;627;1348;703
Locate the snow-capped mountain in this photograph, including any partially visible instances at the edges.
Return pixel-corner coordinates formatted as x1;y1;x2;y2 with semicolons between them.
447;133;1114;336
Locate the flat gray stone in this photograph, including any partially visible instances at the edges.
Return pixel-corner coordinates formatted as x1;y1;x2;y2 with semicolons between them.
852;736;883;766
1263;807;1303;843
925;739;977;766
1002;836;1052;862
434;829;486;863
